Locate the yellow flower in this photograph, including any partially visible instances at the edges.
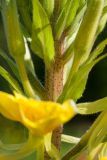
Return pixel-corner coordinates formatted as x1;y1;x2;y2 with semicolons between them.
99;157;107;160
0;92;77;136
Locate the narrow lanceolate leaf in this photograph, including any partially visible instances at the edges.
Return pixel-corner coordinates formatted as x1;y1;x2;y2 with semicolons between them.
78;97;107;115
65;0;79;28
88;39;107;63
60;62;95;101
79;0;86;8
61;40;107;102
58;53;107;102
67;2;86;38
0;49;20;81
62;42;74;65
0;49;46;99
31;0;55;67
27;69;47;100
41;0;54;18
0;66;22;93
98;143;107;159
55;0;79;40
60;0;67;10
1;0;25;58
71;54;107;101
16;0;32;34
97;6;107;34
88;111;107;151
74;0;104;66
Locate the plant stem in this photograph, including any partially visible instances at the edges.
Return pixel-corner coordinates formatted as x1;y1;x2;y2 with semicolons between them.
36;143;45;160
15;56;35;98
45;40;64;159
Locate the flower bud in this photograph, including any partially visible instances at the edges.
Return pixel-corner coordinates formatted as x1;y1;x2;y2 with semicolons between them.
74;0;104;65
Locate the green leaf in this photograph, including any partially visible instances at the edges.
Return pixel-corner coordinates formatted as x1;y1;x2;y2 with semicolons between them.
69;54;107;101
60;39;107;103
62;112;105;160
87;143;102;160
40;0;54;18
66;3;86;42
65;0;79;29
88;111;107;151
31;0;55;67
16;0;32;34
63;56;74;86
27;69;47;100
55;0;79;39
78;97;107;115
59;53;107;102
98;143;107;159
62;42;74;65
62;4;87;65
24;41;46;99
61;134;80;144
0;49;45;99
97;5;107;34
79;0;86;8
88;39;107;63
0;49;20;81
1;0;25;58
64;63;94;101
0;66;22;93
60;0;67;10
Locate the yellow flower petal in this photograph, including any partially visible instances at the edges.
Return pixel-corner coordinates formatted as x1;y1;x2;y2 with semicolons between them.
99;157;107;160
0;91;77;135
0;92;21;121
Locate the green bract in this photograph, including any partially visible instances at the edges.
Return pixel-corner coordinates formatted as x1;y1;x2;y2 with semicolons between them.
55;0;79;40
40;0;54;18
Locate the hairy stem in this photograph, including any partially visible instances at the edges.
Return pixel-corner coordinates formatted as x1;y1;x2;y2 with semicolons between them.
45;40;64;159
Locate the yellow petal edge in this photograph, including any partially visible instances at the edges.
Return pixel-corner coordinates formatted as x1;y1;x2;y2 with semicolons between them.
100;157;107;160
0;92;77;135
